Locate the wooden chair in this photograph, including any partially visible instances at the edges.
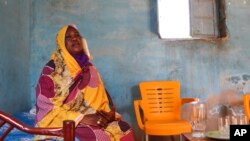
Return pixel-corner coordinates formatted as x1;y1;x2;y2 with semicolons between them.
0;110;75;141
134;80;198;141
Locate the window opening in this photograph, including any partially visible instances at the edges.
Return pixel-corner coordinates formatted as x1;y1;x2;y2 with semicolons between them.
157;0;227;40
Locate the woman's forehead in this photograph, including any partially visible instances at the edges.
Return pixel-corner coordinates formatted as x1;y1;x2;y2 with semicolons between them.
66;26;79;34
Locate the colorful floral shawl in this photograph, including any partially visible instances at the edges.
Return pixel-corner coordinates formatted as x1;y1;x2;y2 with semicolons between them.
35;25;135;141
35;25;110;128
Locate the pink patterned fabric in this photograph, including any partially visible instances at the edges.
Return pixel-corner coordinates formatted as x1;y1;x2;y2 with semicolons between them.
94;129;110;141
42;66;54;75
36;94;54;123
63;84;78;104
38;75;55;98
75;121;134;141
88;66;99;88
120;131;135;141
35;66;55;123
75;125;96;141
35;60;135;140
78;69;91;90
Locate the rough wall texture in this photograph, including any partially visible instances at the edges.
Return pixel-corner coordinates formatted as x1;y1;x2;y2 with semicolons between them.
1;0;250;140
0;0;31;114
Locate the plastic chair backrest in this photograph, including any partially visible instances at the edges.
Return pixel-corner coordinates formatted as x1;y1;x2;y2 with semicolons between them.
139;81;182;121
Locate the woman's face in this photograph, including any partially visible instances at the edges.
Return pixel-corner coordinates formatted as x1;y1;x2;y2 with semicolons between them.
65;26;83;55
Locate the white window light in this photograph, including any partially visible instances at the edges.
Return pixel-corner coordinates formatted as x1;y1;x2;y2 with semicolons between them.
157;0;191;39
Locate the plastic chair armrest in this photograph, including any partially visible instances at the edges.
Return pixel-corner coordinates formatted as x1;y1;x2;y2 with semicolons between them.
134;100;145;130
181;98;199;105
243;95;250;120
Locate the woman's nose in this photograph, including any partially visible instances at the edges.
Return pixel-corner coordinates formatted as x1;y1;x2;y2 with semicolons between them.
72;36;78;41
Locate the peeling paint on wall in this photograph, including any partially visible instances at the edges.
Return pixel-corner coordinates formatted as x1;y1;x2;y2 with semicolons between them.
224;74;250;94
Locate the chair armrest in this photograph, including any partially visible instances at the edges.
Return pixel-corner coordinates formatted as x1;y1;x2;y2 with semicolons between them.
133;100;144;130
243;94;250;120
0;111;75;141
181;98;199;105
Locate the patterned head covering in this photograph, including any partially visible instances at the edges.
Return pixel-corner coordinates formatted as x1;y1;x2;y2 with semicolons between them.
51;25;92;77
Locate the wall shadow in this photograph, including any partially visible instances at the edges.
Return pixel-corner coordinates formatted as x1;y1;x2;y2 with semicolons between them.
149;0;158;36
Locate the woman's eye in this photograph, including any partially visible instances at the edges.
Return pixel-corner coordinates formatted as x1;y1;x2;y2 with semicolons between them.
65;34;81;41
76;34;81;38
65;37;71;41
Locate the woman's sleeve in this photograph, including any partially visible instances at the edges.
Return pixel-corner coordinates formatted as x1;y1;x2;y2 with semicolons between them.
36;70;83;128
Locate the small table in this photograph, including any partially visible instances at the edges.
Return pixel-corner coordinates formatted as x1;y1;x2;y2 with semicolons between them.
182;133;216;141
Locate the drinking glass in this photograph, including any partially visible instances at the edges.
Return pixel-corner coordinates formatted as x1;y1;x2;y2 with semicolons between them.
218;116;230;138
238;115;249;125
190;101;207;138
217;114;249;138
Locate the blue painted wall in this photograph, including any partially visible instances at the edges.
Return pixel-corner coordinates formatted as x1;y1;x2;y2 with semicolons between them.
0;0;31;114
2;0;250;140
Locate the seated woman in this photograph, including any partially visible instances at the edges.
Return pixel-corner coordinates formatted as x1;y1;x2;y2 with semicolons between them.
35;24;135;141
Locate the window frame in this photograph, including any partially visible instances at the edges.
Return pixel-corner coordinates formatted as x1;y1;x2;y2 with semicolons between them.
157;0;227;40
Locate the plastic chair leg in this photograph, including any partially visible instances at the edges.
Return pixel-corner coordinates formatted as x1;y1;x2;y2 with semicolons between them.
145;134;149;141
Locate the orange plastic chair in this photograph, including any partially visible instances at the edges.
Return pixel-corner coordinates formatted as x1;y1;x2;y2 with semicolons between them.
243;94;250;120
134;80;198;141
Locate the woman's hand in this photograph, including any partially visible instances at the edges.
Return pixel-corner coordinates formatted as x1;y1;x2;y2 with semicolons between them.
80;107;122;128
97;106;118;123
115;112;122;121
80;113;109;128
